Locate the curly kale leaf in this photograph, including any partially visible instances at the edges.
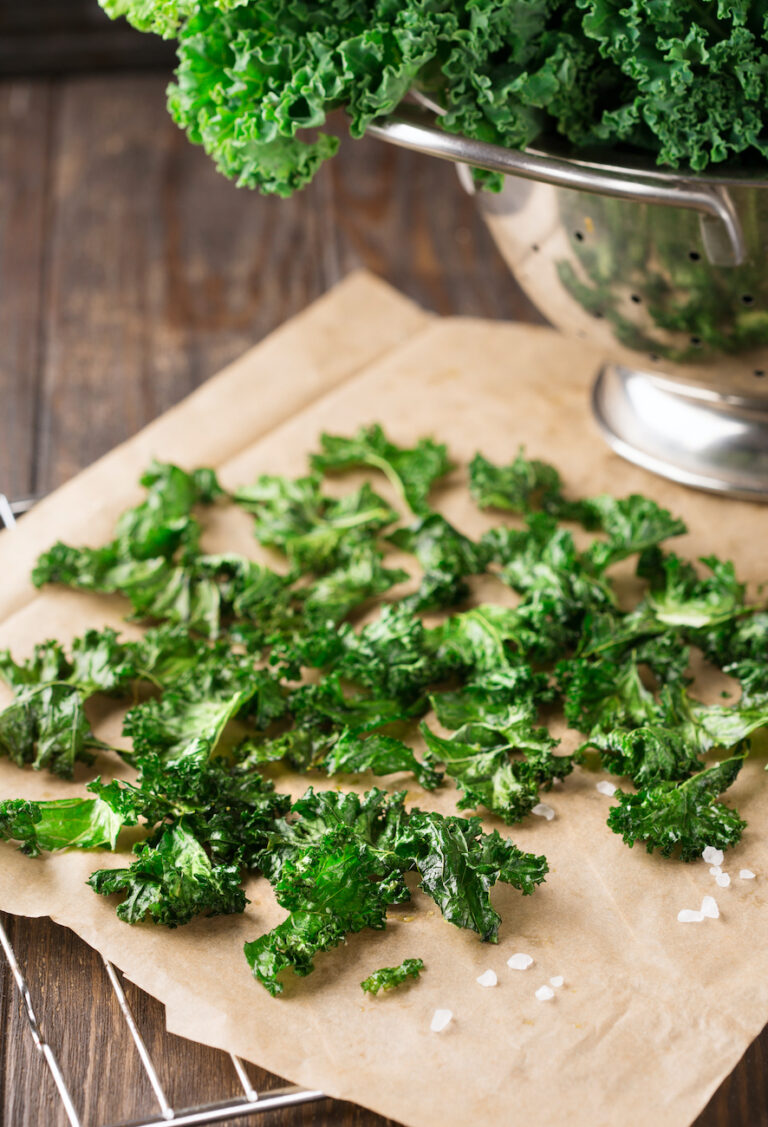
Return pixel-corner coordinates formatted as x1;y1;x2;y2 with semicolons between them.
390;513;491;611
426;605;523;676
245;827;401;995
103;0;768;201
394;809;548;941
469;450;587;521
361;957;424;995
322;730;442;791
257;786;409;885
92;754;291;869
558;654;658;737
638;549;747;630
484;515;615;659
234;475;397;573
582;495;686;573
420;722;569;824
247;786;545;991
30;461;286;639
311;424;453;516
589;725;704;788
430;665;554;732
0;795;133;857
298;543;408;627
114;461;223;560
333;605;451;703
88;820;245;926
607;757;747;861
123;688;254;766
0;683;104;778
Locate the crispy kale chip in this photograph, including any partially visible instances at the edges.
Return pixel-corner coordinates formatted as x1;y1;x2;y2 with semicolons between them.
311;424;453;516
246;787;546;994
0;795;133;857
607;757;747;861
0;628;141;778
420;722;569;824
390;513;490;611
469;450;587;521
234;474;397;573
361;957;424;995
88;820;246;927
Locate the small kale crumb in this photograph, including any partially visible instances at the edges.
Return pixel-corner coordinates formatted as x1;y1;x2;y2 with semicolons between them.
361;958;424;996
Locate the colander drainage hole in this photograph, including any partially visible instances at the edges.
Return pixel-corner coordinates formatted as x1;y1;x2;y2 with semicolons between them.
690;336;703;347
755;369;766;378
574;231;584;242
741;294;755;305
630;294;642;304
689;250;701;262
531;244;540;252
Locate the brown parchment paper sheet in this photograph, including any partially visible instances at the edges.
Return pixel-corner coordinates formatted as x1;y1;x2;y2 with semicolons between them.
0;271;766;1127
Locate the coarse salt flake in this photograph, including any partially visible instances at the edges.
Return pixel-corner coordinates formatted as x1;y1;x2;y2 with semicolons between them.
596;780;617;796
532;803;555;821
709;866;722;877
702;846;724;866
700;895;719;919
477;970;497;988
550;976;564;988
507;953;534;971
535;985;555;1002
740;869;756;880
678;909;705;923
430;1009;453;1033
715;872;731;888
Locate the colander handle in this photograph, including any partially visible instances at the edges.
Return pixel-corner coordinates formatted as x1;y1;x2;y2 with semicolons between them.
367;109;746;267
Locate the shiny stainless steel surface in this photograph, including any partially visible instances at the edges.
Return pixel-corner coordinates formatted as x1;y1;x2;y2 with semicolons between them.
371;109;768;497
593;366;768;499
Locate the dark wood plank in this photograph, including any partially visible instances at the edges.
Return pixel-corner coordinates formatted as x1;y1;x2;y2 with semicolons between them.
0;80;51;500
0;2;176;75
0;69;764;1127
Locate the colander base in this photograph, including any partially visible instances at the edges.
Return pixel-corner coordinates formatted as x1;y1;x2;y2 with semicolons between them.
593;364;768;501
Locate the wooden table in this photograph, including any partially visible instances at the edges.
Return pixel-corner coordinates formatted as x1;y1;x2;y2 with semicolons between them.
0;72;765;1127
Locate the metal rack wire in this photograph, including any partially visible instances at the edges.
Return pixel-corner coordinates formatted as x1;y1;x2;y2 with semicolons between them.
0;492;329;1127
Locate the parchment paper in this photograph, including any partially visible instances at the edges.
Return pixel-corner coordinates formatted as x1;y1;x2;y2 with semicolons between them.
0;271;766;1127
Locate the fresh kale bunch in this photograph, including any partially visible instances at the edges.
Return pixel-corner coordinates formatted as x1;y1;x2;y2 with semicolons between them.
2;425;766;997
99;1;768;198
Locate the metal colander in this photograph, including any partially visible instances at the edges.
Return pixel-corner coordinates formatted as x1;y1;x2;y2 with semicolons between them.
371;106;768;500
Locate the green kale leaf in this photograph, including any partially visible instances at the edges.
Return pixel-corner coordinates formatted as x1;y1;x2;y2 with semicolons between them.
0;795;132;857
607;757;747;861
234;474;397;573
311;424;453;516
88;819;245;926
361;957;424;995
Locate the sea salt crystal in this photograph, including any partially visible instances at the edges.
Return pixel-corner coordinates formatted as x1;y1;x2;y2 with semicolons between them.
507;953;534;971
700;895;719;919
677;909;705;923
596;780;617;796
477;970;497;988
550;976;564;988
702;846;724;866
740;869;756;880
535;985;555;1002
532;803;555;821
715;872;731;888
430;1009;453;1033
709;866;722;877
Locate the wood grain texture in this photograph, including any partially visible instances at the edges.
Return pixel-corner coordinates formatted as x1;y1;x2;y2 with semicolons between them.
0;71;763;1127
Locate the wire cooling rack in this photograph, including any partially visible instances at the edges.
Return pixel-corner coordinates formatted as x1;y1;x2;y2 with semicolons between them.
0;493;329;1127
